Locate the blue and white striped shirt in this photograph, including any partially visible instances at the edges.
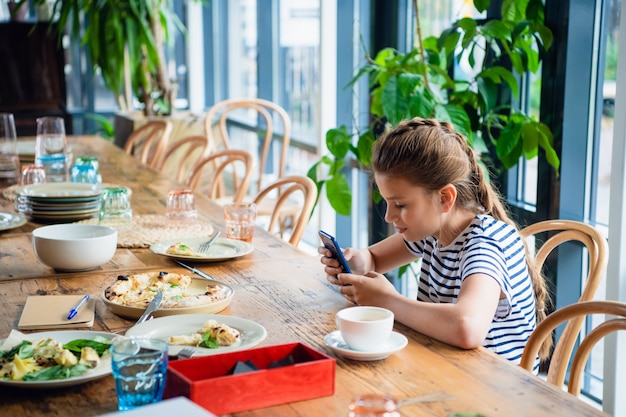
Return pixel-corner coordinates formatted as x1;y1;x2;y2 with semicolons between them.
404;214;536;364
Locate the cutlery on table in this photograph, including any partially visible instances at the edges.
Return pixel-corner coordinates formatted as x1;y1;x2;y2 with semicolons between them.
198;231;221;254
174;259;217;281
177;347;196;359
135;290;163;326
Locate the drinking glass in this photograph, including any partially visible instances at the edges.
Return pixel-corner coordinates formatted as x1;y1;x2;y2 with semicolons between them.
19;164;46;186
73;156;102;183
35;117;69;182
70;163;98;184
99;187;133;229
111;337;168;411
0;113;20;187
223;202;256;242
165;189;198;223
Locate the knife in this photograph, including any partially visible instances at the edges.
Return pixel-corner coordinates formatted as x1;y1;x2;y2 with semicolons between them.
135;290;163;325
174;259;216;281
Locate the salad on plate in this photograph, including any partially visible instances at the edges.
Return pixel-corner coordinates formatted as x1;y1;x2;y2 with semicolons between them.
0;330;112;383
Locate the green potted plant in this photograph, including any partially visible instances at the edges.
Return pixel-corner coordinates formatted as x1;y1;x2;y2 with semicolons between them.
308;0;559;216
17;0;206;145
26;0;186;116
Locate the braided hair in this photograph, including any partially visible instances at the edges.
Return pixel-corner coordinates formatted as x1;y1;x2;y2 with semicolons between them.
371;117;552;360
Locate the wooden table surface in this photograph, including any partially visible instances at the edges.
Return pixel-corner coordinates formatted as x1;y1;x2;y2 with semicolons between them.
0;136;608;417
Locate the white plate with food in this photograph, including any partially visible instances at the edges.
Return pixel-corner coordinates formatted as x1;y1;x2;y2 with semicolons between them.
150;237;254;262
0;212;27;231
124;314;267;357
0;330;114;389
102;271;235;319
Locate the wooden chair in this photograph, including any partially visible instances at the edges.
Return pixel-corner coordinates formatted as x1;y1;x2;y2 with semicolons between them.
123;120;172;168
204;98;291;195
519;219;609;388
520;300;626;397
185;149;254;203
155;134;209;183
252;175;317;247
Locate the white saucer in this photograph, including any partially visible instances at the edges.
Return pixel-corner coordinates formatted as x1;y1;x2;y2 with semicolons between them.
323;330;408;361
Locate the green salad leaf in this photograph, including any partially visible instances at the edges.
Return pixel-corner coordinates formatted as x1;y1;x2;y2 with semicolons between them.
22;364;92;381
63;339;111;357
199;332;219;349
0;340;33;360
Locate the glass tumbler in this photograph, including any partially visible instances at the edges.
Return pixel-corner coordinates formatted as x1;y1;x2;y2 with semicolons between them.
111;337;168;411
348;394;401;417
73;156;102;183
19;164;46;186
35;116;69;183
99;187;133;229
165;189;198;223
0;113;20;187
70;163;98;184
223;202;256;242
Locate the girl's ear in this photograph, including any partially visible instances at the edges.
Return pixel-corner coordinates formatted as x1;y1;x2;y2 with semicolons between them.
439;184;457;212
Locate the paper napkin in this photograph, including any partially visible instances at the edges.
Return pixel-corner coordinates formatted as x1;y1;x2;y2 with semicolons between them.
18;295;95;330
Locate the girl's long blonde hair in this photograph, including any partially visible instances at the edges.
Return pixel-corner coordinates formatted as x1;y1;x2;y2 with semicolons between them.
371;117;552;359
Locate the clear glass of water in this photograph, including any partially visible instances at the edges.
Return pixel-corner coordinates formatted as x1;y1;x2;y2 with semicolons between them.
111;337;168;411
35;117;68;182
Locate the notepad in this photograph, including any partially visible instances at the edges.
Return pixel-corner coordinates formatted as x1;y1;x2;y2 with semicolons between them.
18;295;95;330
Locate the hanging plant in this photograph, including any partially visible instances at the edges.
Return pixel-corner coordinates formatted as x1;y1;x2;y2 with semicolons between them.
308;0;558;216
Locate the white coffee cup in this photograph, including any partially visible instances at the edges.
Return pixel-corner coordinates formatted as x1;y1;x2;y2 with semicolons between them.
335;306;394;351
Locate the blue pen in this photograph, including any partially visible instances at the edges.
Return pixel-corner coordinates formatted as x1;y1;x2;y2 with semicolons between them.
67;294;90;320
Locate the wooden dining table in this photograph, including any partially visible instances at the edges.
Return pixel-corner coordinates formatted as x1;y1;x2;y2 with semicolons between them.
0;136;609;417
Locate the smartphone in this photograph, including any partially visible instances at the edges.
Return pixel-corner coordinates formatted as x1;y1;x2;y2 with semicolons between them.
319;230;352;273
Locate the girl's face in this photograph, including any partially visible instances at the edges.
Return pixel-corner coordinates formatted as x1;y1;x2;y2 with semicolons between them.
375;173;442;242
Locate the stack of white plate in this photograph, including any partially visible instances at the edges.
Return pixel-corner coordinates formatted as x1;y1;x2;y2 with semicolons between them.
15;182;103;223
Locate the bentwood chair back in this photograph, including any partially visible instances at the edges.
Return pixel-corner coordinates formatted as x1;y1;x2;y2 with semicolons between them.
156;134;209;183
519;219;609;388
204;98;291;195
520;300;626;397
185;149;254;203
123;120;172;169
252;175;317;247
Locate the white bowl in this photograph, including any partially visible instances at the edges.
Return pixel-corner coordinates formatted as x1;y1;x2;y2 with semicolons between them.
32;224;118;272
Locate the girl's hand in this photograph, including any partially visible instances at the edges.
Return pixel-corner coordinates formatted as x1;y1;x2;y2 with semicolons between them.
319;245;364;279
335;271;399;305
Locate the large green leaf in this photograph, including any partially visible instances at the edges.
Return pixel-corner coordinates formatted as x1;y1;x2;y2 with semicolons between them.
356;131;376;166
326;174;352;216
496;121;523;164
520;121;539;156
326;126;352;159
443;104;473;141
409;90;435;119
382;77;410;125
478;67;519;98
481;20;512;42
474;0;491;13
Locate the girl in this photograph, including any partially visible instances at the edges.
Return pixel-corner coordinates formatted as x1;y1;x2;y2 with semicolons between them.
320;117;550;365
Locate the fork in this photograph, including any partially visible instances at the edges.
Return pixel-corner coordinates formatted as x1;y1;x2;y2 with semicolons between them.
177;347;196;359
198;231;221;254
